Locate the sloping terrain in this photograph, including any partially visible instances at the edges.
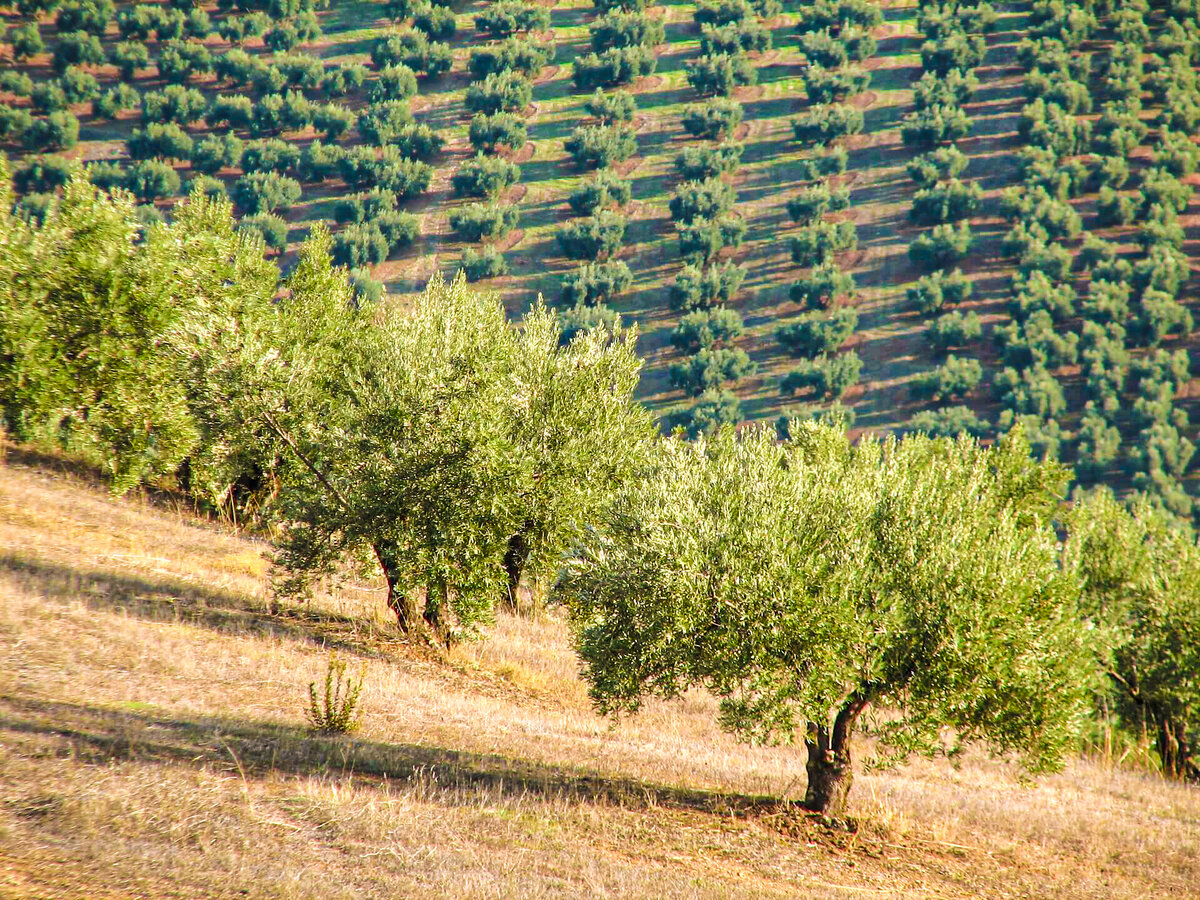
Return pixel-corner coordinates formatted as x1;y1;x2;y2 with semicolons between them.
1;455;1199;898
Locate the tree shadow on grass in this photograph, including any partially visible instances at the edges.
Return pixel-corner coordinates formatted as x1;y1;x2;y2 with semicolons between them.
0;552;403;661
0;695;783;818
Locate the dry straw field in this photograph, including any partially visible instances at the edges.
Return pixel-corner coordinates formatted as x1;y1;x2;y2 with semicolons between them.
0;454;1198;898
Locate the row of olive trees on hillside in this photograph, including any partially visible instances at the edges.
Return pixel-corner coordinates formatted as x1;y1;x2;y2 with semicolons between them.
774;0;881;411
2;169;1198;811
0;167;655;637
901;0;991;438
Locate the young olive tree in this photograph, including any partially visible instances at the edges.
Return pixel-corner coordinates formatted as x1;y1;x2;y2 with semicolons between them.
555;424;1091;816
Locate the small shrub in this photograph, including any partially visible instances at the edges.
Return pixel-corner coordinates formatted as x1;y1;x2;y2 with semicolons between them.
306;652;365;734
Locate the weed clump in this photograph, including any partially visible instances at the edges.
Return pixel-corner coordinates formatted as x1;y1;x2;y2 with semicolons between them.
306;652;365;734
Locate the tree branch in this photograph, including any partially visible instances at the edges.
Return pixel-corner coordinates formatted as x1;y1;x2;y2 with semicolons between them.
261;409;348;509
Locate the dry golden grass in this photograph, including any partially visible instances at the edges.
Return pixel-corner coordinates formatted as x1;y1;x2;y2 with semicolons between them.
1;456;1198;899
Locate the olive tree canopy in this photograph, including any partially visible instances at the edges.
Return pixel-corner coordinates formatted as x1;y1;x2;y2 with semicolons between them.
554;423;1090;815
1067;489;1200;780
217;241;653;641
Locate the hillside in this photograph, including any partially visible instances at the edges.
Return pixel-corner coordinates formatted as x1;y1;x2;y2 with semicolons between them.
0;0;1197;517
2;453;1199;897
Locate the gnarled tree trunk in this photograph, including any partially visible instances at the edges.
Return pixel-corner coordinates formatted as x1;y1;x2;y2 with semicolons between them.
373;540;416;633
803;695;869;817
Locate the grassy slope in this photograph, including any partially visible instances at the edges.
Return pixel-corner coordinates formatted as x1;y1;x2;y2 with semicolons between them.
6;0;1196;439
2;458;1199;898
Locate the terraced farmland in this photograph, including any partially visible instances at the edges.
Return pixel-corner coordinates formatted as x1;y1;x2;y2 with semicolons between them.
1;0;1197;513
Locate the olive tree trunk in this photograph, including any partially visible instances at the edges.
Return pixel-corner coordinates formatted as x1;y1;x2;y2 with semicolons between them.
803;696;869;817
373;540;416;633
1156;711;1199;781
500;522;532;614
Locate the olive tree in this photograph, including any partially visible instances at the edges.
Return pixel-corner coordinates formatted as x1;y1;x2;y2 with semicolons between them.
675;142;743;180
585;88;637;124
568;171;632;215
669;261;745;311
448;202;519;242
469;112;528;154
1067;491;1200;780
780;351;861;399
244;251;652;635
554;424;1090;816
668;347;755;395
685;53;756;97
670;307;744;354
452;154;520;199
556;211;627;260
565;124;637;169
572;46;656;89
776;308;858;357
561;260;633;305
681;98;743;140
465;71;533;115
0;174;280;497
